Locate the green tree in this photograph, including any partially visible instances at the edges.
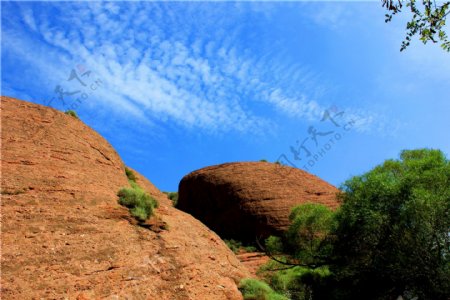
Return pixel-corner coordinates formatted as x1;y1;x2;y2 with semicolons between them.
260;204;337;300
331;149;450;299
383;0;450;51
285;204;337;266
262;203;337;269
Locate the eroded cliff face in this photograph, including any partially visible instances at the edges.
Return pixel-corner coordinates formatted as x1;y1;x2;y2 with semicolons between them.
0;96;249;300
177;162;339;241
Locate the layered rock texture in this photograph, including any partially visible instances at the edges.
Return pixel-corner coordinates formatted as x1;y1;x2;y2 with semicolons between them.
0;96;249;299
177;162;339;241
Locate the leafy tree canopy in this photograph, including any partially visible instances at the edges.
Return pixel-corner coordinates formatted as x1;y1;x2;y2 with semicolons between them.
285;204;337;266
332;148;450;299
261;149;449;300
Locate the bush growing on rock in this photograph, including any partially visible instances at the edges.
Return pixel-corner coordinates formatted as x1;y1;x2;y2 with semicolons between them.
224;239;242;253
165;191;178;206
118;184;158;222
224;239;257;254
125;167;137;182
64;110;79;118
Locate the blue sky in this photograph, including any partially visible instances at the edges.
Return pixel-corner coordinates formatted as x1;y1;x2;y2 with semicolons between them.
2;1;449;192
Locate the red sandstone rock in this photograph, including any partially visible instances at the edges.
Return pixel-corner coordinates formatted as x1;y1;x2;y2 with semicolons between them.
0;96;249;300
177;162;339;242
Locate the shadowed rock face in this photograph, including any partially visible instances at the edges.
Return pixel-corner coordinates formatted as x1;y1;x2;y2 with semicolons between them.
1;96;249;300
177;162;339;242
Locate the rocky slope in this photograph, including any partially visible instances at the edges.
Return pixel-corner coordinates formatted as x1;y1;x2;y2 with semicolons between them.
0;96;249;299
177;162;339;242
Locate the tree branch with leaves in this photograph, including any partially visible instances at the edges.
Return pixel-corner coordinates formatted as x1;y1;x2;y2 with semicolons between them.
383;0;450;51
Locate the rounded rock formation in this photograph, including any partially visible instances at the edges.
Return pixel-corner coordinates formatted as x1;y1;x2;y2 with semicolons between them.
177;162;340;241
1;96;249;300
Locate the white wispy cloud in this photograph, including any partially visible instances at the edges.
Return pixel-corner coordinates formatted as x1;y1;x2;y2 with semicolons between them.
3;2;379;135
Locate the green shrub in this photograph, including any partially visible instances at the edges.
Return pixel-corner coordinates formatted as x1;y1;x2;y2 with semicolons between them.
130;206;149;222
64;110;79;118
258;260;331;300
243;245;257;252
239;278;288;300
259;159;268;162
125;167;137;182
166;192;178;206
117;188;138;207
129;179;140;190
224;239;257;254
224;239;242;253
118;185;158;222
